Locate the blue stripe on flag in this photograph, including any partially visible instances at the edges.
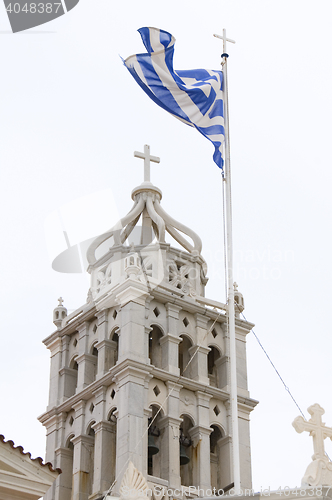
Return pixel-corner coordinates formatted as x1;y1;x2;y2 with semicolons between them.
124;27;225;169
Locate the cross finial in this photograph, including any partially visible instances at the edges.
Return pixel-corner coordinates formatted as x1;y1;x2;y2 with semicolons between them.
293;404;332;460
58;297;64;307
134;144;160;183
213;29;236;55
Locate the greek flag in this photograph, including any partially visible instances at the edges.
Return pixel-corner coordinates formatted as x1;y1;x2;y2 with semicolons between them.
124;27;225;169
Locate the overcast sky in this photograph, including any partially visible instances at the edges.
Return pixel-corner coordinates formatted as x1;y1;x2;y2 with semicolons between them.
1;0;332;493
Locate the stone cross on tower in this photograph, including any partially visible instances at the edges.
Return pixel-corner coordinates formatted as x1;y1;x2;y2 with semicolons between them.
293;403;332;460
134;144;160;183
58;297;64;306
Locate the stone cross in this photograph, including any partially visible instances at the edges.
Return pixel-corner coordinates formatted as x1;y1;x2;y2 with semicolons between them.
213;29;236;55
58;297;64;306
134;144;160;183
293;403;332;460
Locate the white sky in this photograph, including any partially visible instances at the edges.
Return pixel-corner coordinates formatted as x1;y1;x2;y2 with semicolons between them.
1;0;332;493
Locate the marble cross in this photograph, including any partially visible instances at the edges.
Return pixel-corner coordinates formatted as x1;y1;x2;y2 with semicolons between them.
58;297;64;306
293;403;332;460
134;144;160;183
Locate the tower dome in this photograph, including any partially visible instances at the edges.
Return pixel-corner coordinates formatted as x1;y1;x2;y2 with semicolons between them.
86;145;208;304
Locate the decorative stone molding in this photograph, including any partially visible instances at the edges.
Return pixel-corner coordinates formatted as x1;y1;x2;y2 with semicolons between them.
120;462;149;500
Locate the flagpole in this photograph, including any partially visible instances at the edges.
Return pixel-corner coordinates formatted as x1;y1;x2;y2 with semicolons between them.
214;30;241;495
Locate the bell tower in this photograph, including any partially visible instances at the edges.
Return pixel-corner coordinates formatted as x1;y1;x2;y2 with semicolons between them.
39;145;257;500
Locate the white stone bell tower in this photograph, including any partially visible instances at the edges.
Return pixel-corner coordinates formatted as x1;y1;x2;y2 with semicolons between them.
39;145;258;500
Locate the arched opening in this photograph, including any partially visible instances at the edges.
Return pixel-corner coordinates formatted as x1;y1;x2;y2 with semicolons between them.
210;425;223;491
110;329;119;367
86;421;96;497
179;335;193;379
65;356;78;398
107;408;117;487
91;342;98;380
149;325;163;368
147;405;166;479
180;415;194;487
208;346;221;388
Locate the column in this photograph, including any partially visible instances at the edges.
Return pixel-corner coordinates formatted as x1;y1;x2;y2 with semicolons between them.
195;313;209;346
77;322;94;392
189;425;212;493
92;420;116;495
217;435;232;490
117;297;148;364
215;356;228;390
43;414;59;500
47;337;62;409
95;339;117;376
54;447;74;500
188;345;210;385
162;381;183;489
58;335;74;402
160;334;181;376
95;309;113;378
71;400;91;500
165;303;181;337
71;434;94;500
189;391;212;493
113;365;150;492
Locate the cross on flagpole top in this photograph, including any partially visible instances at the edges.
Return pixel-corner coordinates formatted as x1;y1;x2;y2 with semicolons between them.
213;29;236;55
134;144;160;183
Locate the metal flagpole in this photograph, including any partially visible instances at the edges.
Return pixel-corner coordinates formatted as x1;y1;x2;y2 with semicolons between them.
213;30;241;495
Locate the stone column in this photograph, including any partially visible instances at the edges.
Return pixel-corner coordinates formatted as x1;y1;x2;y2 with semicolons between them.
76;322;94;392
160;334;181;376
158;415;182;488
71;400;90;500
92;420;116;495
189;391;213;493
71;434;94;500
238;403;253;490
76;353;97;390
43;414;59;500
113;365;150;492
47;337;62;409
54;447;74;500
162;381;183;489
60;367;79;400
116;291;149;364
96;339;117;376
195;313;209;346
53;412;74;500
215;356;228;390
217;435;232;490
95;310;111;378
165;303;181;337
189;425;212;492
188;345;210;385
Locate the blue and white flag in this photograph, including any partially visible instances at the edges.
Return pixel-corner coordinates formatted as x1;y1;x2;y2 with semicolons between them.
124;27;225;169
